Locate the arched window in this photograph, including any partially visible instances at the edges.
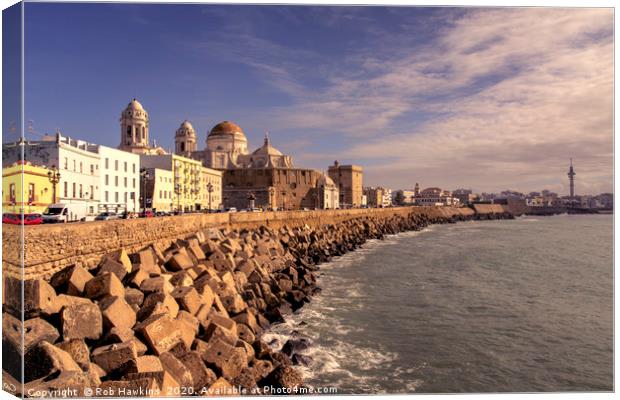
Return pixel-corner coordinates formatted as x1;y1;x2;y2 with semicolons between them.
180;142;185;152
127;126;131;137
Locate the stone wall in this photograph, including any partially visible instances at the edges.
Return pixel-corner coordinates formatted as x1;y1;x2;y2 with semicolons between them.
2;206;505;280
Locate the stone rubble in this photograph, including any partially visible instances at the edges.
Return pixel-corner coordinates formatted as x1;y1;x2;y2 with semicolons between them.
2;210;512;396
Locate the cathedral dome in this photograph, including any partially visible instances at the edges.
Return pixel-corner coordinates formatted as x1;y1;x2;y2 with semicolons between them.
208;121;246;138
126;98;145;111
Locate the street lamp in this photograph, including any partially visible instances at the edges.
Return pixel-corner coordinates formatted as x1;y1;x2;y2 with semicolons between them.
281;190;286;211
174;183;182;215
47;164;61;204
140;168;150;214
247;192;256;210
268;187;275;211
207;182;214;212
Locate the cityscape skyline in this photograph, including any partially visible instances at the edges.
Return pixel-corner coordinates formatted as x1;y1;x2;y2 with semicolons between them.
9;4;614;195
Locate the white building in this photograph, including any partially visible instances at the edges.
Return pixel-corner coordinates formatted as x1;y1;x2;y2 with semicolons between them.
98;145;141;213
4;133;102;218
143;168;174;212
382;188;392;207
317;174;339;209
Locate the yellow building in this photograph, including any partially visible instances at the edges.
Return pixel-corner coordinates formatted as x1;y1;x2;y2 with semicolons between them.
140;153;203;212
2;162;56;214
200;167;223;211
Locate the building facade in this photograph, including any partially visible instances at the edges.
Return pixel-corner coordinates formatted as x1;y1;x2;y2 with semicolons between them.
328;161;363;208
317;174;339;209
98;145;140;213
364;187;385;208
2;161;55;213
142;168;174;212
117;99;167;155
3;134;101;216
200;167;223;211
415;187;460;206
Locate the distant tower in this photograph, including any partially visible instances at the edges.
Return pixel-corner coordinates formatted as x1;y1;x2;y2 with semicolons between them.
175;120;197;156
119;99;150;152
568;158;576;200
414;182;420;196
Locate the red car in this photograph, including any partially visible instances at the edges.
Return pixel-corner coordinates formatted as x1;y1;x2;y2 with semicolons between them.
24;213;43;225
2;213;43;225
139;210;154;218
2;213;20;224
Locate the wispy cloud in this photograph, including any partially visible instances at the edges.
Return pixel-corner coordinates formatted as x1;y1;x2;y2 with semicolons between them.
186;7;614;193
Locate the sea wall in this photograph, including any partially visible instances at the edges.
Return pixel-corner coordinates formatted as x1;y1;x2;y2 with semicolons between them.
2;206;508;280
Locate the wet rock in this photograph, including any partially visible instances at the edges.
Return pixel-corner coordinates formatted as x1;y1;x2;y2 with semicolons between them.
260;365;303;391
291;353;312;367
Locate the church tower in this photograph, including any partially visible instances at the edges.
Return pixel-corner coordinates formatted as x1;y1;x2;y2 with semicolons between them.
175;120;197;156
119;99;150;153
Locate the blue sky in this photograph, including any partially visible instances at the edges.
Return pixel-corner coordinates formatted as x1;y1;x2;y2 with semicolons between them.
17;3;614;194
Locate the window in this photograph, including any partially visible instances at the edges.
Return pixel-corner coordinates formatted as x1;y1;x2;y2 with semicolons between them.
90;164;94;175
73;160;76;171
124;162;127;172
105;158;109;169
133;178;136;188
127;126;131;137
72;183;76;198
105;191;109;202
132;163;136;173
9;183;15;203
80;162;83;173
79;184;83;199
64;157;68;169
115;160;118;171
90;186;94;199
64;182;68;197
159;190;162;199
124;192;128;203
115;176;118;186
28;183;35;203
115;192;119;202
124;177;127;187
105;175;109;185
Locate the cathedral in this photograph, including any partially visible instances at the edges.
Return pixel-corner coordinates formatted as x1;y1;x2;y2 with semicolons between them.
176;118;336;210
116;98;338;210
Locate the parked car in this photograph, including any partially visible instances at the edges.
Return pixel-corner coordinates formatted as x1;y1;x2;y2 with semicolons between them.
139;210;154;218
95;212;119;221
2;213;20;224
226;207;238;213
24;213;43;225
120;211;137;219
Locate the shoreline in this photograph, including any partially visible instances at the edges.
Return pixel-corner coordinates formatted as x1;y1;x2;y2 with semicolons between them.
3;207;514;396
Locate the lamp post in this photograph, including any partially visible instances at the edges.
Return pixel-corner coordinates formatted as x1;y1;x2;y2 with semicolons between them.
140;168;150;214
207;182;214;212
268;187;275;211
47;164;61;204
281;190;286;211
247;192;256;210
174;183;182;215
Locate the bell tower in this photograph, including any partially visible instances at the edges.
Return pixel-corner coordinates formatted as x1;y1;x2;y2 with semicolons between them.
175;120;197;156
119;99;150;152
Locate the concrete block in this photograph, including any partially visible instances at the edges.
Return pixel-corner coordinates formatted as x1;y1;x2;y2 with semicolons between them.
142;292;179;318
159;352;193;390
50;265;94;296
99;295;137;331
61;302;103;341
25;341;81;382
57;339;90;371
135;313;183;355
91;341;138;375
84;273;125;300
170;286;202;315
178;351;217;392
140;276;173;295
98;258;129;282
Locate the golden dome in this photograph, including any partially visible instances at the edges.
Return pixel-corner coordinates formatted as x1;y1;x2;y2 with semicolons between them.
209;121;245;137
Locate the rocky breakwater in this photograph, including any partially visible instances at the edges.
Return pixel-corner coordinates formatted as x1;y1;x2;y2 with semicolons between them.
2;209;509;397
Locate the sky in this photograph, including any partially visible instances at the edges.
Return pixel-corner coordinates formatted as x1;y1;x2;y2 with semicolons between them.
14;3;614;195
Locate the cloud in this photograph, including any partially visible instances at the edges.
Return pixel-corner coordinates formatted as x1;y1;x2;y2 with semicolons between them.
185;7;614;194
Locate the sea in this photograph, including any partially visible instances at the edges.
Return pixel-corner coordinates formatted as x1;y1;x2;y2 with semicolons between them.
262;214;613;393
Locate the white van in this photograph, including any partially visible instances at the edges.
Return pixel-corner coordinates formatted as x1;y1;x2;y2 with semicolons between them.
42;203;88;223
